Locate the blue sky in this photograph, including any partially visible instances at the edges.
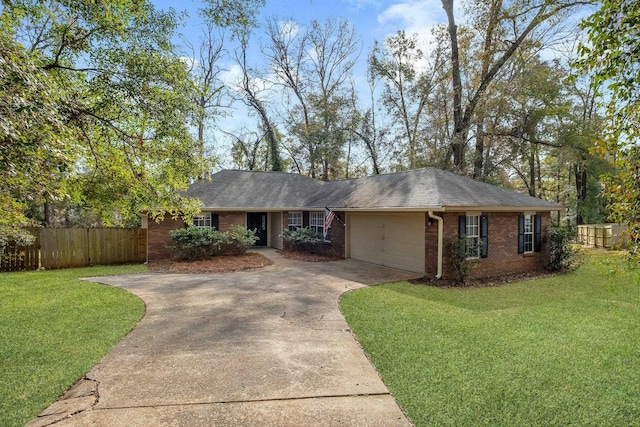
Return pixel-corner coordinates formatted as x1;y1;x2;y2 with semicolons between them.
154;0;449;49
150;0;451;165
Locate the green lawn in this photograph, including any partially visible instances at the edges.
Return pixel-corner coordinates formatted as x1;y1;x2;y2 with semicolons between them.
341;250;640;426
0;264;147;427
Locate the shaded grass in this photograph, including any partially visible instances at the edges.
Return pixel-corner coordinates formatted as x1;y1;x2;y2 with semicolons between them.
341;250;640;426
0;264;147;427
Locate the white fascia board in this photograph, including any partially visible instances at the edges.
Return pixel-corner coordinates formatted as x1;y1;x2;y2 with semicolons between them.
200;207;308;212
442;205;563;212
327;207;444;212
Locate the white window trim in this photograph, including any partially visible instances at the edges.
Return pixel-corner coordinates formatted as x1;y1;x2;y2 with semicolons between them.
523;214;534;254
192;212;212;228
466;214;481;259
288;211;303;230
309;211;324;235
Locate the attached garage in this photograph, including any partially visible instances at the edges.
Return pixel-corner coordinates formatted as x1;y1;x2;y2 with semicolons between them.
348;213;426;274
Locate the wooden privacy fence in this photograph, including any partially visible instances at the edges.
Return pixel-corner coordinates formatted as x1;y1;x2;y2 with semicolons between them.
576;224;629;249
1;228;147;272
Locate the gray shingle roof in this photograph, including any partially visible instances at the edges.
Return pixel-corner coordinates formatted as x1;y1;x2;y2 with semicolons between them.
188;170;322;209
188;168;562;211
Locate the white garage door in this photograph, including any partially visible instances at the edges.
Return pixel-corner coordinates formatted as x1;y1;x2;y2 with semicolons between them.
349;213;425;274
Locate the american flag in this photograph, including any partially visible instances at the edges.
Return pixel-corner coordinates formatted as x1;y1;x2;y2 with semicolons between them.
323;208;336;240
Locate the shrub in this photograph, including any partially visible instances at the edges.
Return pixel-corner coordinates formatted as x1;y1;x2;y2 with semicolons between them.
212;225;258;256
168;227;214;260
169;225;258;260
281;227;324;254
446;236;478;284
544;226;579;272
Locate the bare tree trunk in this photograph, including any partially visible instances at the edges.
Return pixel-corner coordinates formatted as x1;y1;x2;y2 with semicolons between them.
473;121;485;179
441;0;588;173
442;0;465;170
574;162;587;225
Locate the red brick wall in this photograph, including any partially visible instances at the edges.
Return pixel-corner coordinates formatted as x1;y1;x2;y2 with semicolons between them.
425;211;552;280
326;211;346;257
147;211;248;261
425;215;440;278
218;212;246;231
147;214;184;261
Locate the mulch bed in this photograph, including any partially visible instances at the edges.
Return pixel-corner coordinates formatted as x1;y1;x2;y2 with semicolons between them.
148;252;273;274
276;250;344;262
411;270;556;288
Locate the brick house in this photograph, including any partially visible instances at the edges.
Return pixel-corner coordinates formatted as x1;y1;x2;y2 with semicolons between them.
145;168;562;280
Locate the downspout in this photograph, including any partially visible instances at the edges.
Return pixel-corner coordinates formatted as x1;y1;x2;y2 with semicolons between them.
428;211;443;279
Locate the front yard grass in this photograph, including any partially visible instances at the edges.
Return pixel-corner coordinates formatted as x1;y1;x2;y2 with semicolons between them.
341;250;639;426
0;264;147;427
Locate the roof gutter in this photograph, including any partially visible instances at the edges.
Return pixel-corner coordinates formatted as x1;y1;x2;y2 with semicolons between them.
428;211;443;280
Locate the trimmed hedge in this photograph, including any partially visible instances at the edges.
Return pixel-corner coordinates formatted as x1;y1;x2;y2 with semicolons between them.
168;225;258;260
281;227;325;254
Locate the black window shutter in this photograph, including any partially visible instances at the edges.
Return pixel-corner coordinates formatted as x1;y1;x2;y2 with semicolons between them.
212;214;219;230
534;215;542;252
480;215;488;258
458;215;466;258
518;214;525;254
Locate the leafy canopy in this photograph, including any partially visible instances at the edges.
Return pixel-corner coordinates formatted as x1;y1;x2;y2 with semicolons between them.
575;0;640;260
0;0;205;242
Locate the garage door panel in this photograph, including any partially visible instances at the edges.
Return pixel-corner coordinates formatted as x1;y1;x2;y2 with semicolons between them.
349;213;425;274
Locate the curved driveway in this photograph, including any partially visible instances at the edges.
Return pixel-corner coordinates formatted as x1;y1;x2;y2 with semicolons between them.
30;250;419;427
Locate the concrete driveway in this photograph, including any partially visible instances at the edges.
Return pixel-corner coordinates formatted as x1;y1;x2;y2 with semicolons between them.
30;249;420;427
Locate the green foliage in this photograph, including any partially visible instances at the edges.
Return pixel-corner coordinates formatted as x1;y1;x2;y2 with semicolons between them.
211;225;259;256
575;0;640;261
0;265;146;426
0;0;207;238
169;225;258;260
601;145;640;261
445;236;478;283
281;227;324;254
544;226;579;272
168;227;215;260
341;250;640;426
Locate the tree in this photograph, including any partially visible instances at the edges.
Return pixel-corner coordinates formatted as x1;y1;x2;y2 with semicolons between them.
369;31;435;169
575;0;640;259
187;22;226;180
0;31;67;247
0;0;208;238
440;0;592;172
264;17;359;180
233;29;283;171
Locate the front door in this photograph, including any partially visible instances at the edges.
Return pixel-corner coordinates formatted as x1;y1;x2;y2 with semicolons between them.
247;212;268;247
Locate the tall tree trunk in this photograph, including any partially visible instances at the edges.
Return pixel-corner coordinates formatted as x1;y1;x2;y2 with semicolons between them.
43;199;53;227
574;162;587;225
473;121;485;179
442;0;465;170
528;147;536;197
197;108;206;180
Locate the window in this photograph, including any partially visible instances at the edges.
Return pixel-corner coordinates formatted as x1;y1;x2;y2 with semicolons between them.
465;215;481;259
523;214;534;253
191;213;218;229
519;213;541;254
459;214;488;259
309;212;324;235
288;212;302;231
192;213;211;228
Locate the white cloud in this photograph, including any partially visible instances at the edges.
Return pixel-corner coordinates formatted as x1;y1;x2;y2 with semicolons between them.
378;0;443;31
